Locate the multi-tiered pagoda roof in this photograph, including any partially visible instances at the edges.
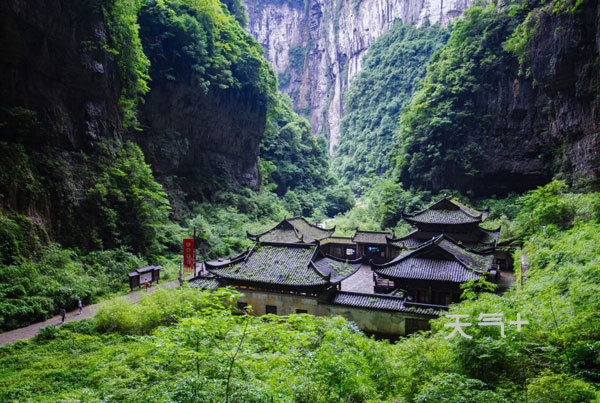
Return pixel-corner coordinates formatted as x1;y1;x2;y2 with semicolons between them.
402;197;489;226
376;196;500;296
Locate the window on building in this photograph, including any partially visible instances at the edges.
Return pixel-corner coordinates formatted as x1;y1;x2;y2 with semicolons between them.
266;305;277;314
296;309;308;314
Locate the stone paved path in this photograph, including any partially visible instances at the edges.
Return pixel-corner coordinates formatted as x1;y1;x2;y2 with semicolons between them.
341;264;374;293
0;278;187;346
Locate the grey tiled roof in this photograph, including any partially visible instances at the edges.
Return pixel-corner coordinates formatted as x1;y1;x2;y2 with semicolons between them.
374;235;493;283
405;209;482;225
319;236;355;245
259;228;303;243
312;257;361;282
287;217;335;242
404;197;487;225
388;228;500;253
437;238;494;272
248;217;333;244
330;292;443;315
188;277;221;290
353;230;392;244
374;257;482;282
206;244;330;287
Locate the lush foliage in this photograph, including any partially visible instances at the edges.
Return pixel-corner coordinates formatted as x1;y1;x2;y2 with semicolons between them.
0;246;146;331
138;0;276;102
261;92;354;218
504;0;586;73
104;0;151;130
84;140;171;256
333;21;450;193
391;4;522;192
94;286;240;334
2;185;600;400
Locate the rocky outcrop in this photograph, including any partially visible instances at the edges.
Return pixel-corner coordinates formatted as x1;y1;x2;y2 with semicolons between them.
0;0;122;241
475;0;600;192
527;1;600;186
0;0;122;150
0;0;268;247
244;0;471;151
137;82;264;201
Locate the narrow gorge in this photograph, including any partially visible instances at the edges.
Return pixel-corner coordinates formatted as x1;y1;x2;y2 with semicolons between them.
243;0;472;151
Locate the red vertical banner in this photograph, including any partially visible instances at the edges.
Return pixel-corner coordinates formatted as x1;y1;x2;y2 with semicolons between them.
183;238;194;273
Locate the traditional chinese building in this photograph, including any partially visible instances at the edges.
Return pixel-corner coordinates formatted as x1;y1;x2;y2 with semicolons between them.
204;241;361;294
373;196;501;304
187;198;508;335
352;230;394;263
247;216;335;243
190;217;445;337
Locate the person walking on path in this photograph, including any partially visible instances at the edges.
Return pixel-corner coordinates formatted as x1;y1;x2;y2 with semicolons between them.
60;307;66;324
145;281;150;292
78;298;83;314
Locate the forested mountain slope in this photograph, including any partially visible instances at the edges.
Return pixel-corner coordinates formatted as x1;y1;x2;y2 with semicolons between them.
0;0;350;330
332;22;450;193
0;0;345;251
391;0;600;196
243;0;471;151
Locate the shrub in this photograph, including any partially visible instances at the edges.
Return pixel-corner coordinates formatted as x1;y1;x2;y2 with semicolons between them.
93;286;241;335
526;372;599;403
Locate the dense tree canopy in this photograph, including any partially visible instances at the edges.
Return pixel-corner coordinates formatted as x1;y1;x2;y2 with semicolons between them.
333;22;449;193
2;183;599;401
391;5;521;191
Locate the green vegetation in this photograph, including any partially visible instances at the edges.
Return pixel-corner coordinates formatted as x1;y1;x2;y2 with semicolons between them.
333;21;450;193
84;141;171;255
392;4;522;192
104;0;151;130
2;184;599;400
0;246;146;330
261;92;354;219
221;0;249;27
504;0;585;73
288;45;306;69
0;0;355;333
138;0;275;100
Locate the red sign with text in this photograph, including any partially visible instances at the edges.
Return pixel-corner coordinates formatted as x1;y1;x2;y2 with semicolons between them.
183;238;194;272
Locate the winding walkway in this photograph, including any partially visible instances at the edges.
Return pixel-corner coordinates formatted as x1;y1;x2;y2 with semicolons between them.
0;279;185;346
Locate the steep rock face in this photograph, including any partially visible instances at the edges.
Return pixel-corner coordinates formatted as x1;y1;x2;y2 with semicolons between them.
0;0;122;241
137;82;264;201
528;1;600;186
478;1;600;192
393;1;600;196
244;0;471;151
0;0;122;150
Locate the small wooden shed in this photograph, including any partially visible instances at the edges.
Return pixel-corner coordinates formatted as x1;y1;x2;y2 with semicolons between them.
128;265;161;290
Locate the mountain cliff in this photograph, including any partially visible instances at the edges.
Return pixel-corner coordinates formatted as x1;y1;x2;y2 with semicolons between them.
243;0;472;151
392;0;600;196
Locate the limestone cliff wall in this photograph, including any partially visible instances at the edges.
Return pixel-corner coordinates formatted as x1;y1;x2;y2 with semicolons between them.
244;0;471;151
0;0;122;241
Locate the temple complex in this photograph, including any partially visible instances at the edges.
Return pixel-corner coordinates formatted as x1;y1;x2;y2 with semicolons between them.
189;196;508;336
375;196;501;304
